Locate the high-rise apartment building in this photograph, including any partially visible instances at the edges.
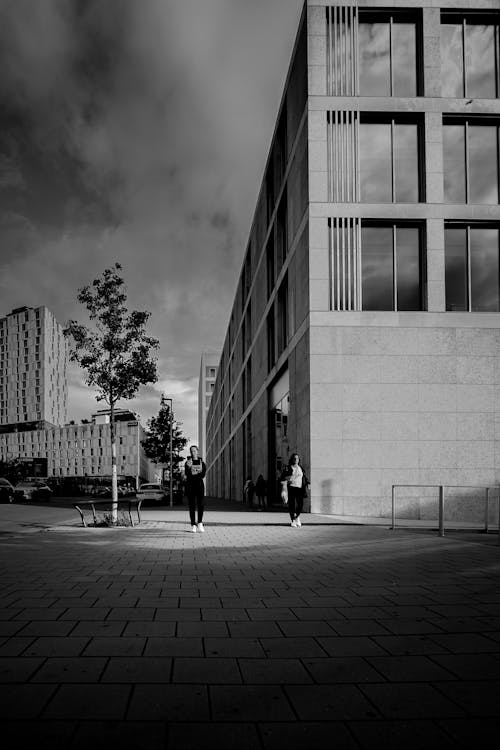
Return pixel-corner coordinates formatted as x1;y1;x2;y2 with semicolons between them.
206;0;500;519
198;353;219;459
0;306;68;431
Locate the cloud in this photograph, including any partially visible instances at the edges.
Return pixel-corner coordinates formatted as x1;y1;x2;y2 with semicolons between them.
0;0;304;444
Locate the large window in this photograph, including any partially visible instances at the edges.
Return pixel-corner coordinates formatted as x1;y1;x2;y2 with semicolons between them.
445;225;500;312
360;118;422;203
359;12;420;97
443;120;499;204
361;224;424;311
441;14;500;98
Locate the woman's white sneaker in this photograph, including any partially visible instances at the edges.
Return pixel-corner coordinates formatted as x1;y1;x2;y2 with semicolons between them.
198;522;205;532
191;525;197;533
296;518;302;527
291;519;297;527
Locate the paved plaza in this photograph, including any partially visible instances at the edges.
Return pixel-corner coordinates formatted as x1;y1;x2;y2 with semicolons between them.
0;501;499;749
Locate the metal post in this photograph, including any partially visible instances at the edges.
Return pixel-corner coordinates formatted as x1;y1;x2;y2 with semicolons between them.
163;395;174;508
391;485;396;530
438;486;445;537
485;487;490;534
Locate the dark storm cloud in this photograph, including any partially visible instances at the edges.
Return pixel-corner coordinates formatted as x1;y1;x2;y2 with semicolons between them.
0;0;303;441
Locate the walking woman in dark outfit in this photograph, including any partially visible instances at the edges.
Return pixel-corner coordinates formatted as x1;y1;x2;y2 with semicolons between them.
184;445;206;532
280;453;310;527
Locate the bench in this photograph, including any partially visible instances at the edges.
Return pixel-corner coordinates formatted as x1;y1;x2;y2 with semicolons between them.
73;497;143;527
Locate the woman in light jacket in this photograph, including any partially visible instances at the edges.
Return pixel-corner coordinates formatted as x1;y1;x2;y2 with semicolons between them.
280;452;309;527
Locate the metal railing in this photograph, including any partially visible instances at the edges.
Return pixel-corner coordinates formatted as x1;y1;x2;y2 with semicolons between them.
391;484;500;543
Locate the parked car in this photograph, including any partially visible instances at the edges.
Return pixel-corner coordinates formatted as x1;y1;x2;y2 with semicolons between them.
14;480;53;501
135;483;166;503
0;478;14;503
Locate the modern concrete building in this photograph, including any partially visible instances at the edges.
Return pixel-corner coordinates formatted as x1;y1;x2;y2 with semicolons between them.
206;0;500;520
0;306;68;431
198;352;219;459
0;408;153;486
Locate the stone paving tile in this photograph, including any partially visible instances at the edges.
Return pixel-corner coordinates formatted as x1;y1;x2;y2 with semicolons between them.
31;657;107;683
107;607;156;621
303;656;384;684
201;608;250;621
83;636;146;656
367;655;457;682
435;680;500;717
285;684;378;720
0;636;35;656
331;620;392;636
101;657;172;683
238;657;313;685
123;621;175;637
14;608;66;621
154;608;201;621
127;684;209;720
205;637;265;658
69;621;125;637
176;621;228;637
429;632;500;653
360;683;465;719
172;657;241;684
246;607;296;620
44;684;131;720
69;720;166;750
0;684;56;718
168;722;260;750
438;718;500;748
375;619;442;635
0;656;44;682
348;719;458;749
228;621;282;638
259;721;358;750
143;636;203;657
59;607;111;621
3;720;77;750
259;636;326;658
210;684;295;721
372;635;451;656
317;636;387;657
0;621;25;636
277;620;336;637
23;636;89;657
430;653;500;680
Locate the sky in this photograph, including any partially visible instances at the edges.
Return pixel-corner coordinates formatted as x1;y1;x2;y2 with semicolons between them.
0;0;303;446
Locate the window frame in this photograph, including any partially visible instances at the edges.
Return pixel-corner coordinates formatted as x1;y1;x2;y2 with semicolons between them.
360;220;426;312
444;221;500;312
440;12;500;98
359;113;425;203
443;116;500;204
358;9;423;97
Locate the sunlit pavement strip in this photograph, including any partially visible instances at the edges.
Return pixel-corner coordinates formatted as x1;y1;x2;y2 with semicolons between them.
0;501;499;749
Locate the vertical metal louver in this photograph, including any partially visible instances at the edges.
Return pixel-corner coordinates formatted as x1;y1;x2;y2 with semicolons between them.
327;110;360;203
326;3;359;97
328;217;362;311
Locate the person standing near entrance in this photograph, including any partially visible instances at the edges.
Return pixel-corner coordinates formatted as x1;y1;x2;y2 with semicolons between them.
280;453;309;527
255;474;267;510
184;445;206;532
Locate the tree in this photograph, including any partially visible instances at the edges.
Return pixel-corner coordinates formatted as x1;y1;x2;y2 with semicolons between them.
64;263;159;522
141;396;188;496
0;458;26;485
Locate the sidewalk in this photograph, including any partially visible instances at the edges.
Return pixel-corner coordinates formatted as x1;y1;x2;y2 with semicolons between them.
0;500;499;749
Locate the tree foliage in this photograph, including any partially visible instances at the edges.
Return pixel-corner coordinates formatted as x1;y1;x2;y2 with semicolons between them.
63;264;159;406
63;263;159;520
141;397;188;481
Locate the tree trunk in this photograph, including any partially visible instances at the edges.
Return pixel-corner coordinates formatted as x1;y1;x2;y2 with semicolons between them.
110;399;118;523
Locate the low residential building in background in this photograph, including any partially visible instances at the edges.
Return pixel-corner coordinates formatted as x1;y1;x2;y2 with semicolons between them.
0;408;153;488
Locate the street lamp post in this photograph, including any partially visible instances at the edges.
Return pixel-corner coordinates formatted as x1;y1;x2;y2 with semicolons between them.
163;396;174;508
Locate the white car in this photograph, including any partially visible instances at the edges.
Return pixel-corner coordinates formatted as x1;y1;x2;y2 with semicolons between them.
136;483;166;503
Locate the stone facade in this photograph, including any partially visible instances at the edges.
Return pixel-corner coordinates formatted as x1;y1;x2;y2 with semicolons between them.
206;0;500;520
